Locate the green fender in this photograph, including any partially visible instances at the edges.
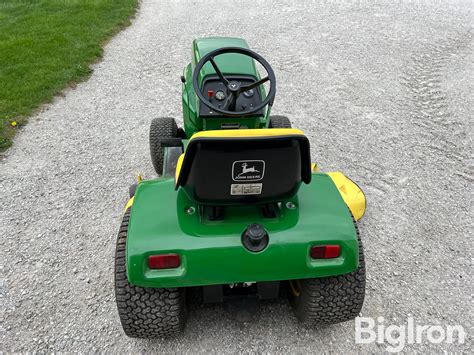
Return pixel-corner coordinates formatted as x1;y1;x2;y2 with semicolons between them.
125;172;361;288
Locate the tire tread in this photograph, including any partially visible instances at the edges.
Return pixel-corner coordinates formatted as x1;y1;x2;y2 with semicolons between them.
290;217;366;326
114;209;186;338
268;115;292;128
149;117;178;175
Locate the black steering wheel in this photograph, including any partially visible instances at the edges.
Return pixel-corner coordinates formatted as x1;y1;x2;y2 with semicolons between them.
192;47;276;117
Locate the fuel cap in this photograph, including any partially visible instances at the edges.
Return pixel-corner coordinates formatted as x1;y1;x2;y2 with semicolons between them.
242;223;269;252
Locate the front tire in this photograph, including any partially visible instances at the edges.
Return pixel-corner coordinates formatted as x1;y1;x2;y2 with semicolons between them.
288;219;366;327
115;209;187;338
149;117;178;175
268;115;291;128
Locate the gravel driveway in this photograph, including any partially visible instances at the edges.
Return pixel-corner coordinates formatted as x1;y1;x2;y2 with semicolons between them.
1;0;472;352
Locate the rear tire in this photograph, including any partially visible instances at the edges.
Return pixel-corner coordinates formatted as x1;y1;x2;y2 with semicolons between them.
149;117;178;175
115;209;187;338
288;218;366;326
268;115;291;128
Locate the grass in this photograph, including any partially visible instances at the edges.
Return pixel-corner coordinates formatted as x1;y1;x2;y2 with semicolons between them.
0;0;137;151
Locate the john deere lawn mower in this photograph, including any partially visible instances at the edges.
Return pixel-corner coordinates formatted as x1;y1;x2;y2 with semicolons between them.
115;37;366;338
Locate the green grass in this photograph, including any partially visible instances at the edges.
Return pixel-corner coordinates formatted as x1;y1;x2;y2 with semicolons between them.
0;0;137;150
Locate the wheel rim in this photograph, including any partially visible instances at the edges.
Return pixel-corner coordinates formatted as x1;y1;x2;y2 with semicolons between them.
289;280;301;297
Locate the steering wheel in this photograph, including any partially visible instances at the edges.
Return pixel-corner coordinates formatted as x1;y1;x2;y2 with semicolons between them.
192;47;276;117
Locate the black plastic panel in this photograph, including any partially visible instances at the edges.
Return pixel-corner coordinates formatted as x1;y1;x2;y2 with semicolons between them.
199;75;264;117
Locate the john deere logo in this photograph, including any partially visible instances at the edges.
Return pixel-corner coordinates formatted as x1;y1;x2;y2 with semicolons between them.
232;160;265;181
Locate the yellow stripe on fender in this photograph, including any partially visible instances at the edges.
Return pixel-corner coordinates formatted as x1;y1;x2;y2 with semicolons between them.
327;172;366;221
175;153;185;185
124;196;134;212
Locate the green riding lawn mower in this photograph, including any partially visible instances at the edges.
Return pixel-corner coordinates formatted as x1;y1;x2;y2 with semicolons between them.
115;37;367;338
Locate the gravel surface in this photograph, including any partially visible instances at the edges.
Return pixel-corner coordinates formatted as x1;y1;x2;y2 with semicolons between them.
1;0;472;352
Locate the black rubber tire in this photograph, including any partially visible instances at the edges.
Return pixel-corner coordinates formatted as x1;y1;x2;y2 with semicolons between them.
268;115;291;128
149;117;178;175
128;183;137;198
115;209;187;338
288;218;366;327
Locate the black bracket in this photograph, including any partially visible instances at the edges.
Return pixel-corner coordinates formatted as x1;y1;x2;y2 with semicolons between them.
160;138;183;149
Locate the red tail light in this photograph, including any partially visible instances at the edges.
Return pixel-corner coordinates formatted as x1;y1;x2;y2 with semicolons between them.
310;245;340;259
148;254;181;269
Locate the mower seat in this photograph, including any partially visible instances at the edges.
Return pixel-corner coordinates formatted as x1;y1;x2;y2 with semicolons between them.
175;128;311;205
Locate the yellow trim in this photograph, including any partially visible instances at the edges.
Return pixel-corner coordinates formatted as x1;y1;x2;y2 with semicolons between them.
124;196;134;212
175;153;185;183
289;280;301;297
327;172;366;221
189;128;305;140
311;163;318;172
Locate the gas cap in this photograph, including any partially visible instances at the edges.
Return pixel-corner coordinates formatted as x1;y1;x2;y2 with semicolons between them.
242;223;269;252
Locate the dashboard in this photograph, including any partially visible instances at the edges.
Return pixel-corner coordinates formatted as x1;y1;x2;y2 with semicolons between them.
199;75;264;117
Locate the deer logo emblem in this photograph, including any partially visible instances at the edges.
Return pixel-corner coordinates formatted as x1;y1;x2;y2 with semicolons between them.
232;160;265;181
237;163;260;178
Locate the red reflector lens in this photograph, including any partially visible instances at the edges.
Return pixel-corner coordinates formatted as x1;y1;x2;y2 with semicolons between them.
148;254;181;269
310;245;340;259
